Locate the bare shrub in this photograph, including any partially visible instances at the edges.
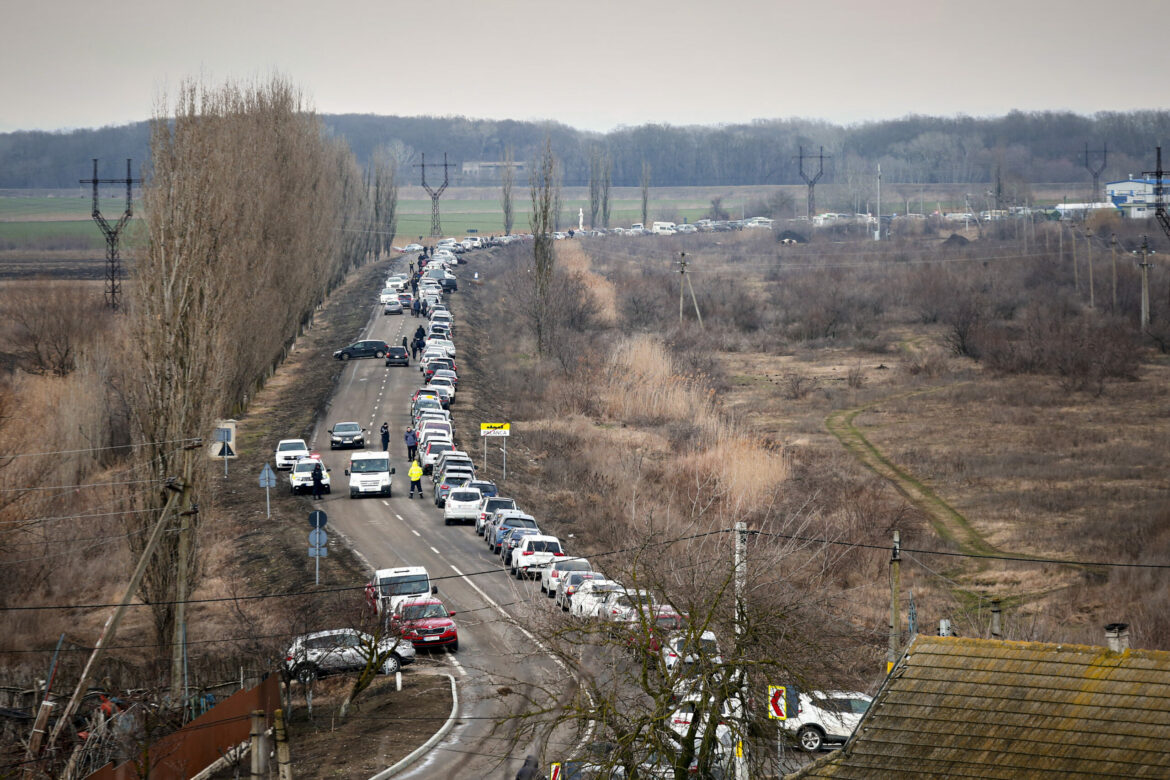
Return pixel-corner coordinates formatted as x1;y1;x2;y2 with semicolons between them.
1;281;105;375
846;361;866;389
783;373;816;399
902;347;949;378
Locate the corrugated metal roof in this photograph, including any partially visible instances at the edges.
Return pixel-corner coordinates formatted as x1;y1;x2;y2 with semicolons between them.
786;635;1170;779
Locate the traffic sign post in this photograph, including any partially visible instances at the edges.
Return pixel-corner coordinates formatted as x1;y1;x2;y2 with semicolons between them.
258;463;277;518
549;763;561;780
480;423;510;476
210;419;238;477
307;511;328;584
768;685;790;772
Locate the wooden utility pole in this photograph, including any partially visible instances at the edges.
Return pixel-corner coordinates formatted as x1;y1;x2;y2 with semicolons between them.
677;253;703;328
1087;227;1096;309
47;482;187;749
1140;236;1152;329
171;448;198;705
274;709;294;780
1111;234;1119;313
887;529;901;674
1072;226;1080;292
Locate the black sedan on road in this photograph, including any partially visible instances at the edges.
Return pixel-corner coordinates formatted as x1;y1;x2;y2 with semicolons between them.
333;340;390;361
385;346;410;367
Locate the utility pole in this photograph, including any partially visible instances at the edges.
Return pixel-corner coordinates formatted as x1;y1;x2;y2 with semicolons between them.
1084;142;1107;203
170;446;199;706
676;253;703;328
1142;146;1170;240
875;164;881;241
794;146;829;220
1140;235;1152;329
1071;225;1080;292
80;158;141;311
415;153;452;238
47;465;193;750
1111;233;1119;313
733;521;748;780
1086;227;1096;309
990;599;1003;640
887;529;901;674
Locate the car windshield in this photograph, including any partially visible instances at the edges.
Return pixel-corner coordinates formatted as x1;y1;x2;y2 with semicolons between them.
527;540;562;554
379;575;429;596
698;637;719;655
401;603;448;620
443;475;470;487
278;441;306;451
617;593;653;608
294;461;320;474
557;560;590;572
334;423;360;434
351;457;389;473
429;443;453;454
656;614;686;630
389;347;406;355
486;498;516;512
507;518;538;529
382;287;395;296
450;491;480;502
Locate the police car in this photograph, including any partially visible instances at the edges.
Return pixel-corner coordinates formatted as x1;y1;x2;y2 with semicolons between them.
289;454;331;495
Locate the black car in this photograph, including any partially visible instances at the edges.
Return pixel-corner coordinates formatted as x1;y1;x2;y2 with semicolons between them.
329;421;366;449
333;339;390;361
385;346;409;367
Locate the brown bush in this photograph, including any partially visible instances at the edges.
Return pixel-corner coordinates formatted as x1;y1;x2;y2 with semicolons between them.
0;281;106;375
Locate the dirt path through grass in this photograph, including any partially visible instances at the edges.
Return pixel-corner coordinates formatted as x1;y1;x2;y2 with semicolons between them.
825;383;999;556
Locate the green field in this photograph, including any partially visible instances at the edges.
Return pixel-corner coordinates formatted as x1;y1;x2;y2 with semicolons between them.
0;193;722;251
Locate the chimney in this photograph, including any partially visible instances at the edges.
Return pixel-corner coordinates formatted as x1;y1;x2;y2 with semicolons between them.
1105;623;1130;652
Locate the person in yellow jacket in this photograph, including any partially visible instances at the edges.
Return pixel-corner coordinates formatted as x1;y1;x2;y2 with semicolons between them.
408;460;424;498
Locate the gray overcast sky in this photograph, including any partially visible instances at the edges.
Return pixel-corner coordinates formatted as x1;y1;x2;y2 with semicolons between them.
3;0;1166;133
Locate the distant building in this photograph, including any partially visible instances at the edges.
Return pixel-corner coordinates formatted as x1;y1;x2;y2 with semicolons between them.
787;629;1170;779
1106;177;1163;219
461;160;527;185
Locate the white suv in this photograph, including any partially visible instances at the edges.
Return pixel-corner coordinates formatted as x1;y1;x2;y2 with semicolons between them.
275;438;310;469
510;534;564;578
283;628;415;683
782;691;872;752
443;488;482;526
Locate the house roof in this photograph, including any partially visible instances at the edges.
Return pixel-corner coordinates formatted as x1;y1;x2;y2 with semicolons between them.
787;634;1170;779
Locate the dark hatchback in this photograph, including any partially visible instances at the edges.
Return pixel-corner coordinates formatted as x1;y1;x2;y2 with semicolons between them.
385;346;409;367
333;339;390;361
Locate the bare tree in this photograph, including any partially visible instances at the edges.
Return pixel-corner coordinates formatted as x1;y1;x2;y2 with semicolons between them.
601;152;613;228
370;146;399;257
501;145;515;236
2;282;105;376
528;137;559;355
589;147;602;229
640;161;651;226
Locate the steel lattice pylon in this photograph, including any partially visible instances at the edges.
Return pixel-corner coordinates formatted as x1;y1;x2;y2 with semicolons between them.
415;153;453;237
80;158;140;311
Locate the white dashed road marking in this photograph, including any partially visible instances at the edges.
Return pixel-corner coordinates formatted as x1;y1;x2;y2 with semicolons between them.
430;546;441;556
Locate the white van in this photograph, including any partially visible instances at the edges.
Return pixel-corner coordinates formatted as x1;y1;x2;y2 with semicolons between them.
651;221;677;235
366;566;437;617
345;451;396;498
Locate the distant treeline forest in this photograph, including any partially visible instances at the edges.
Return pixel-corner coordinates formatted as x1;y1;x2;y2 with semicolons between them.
1;110;1167;189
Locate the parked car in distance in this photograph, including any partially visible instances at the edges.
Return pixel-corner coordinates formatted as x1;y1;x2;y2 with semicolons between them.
443;488;482;526
283;628;415;683
782;691;872;752
601;588;656;623
275;438;310;469
380;287;398;305
511;534;565;578
540;556;593;596
467;479;497;499
333;340;390;361
662;630;722;673
289;455;330;494
403;243;424;252
345;450;395;498
328;421;366;449
384;346;409;366
489;511;539;554
434;472;472;507
393;597;459;651
556;571;604;611
366;566;437;618
500;527;542;567
476;496;517;535
383;299;403;315
570;579;623;618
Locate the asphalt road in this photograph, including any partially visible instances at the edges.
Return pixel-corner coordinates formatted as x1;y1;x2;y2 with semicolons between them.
304;255;578;779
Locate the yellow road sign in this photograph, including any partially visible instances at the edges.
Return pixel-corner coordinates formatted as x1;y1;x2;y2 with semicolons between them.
480;422;511;437
768;685;788;720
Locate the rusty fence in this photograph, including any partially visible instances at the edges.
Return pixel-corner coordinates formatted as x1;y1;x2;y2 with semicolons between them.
84;674;280;780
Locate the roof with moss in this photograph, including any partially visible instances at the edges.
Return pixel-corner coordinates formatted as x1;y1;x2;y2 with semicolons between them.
786;634;1170;779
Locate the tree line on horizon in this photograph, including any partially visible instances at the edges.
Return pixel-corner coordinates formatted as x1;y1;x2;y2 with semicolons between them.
1;109;1167;190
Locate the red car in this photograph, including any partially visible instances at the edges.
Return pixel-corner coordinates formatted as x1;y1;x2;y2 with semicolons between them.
393;597;459;651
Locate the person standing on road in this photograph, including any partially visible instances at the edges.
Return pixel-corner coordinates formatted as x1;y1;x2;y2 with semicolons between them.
408;459;424;498
515;755;544;780
401;336;408;349
410;339;420;360
414;325;427;342
380;422;390;452
411;298;420;317
311;461;325;501
405;428;418;461
421;299;429;317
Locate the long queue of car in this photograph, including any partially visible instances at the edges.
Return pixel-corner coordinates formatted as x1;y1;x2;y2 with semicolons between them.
272;241;871;760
